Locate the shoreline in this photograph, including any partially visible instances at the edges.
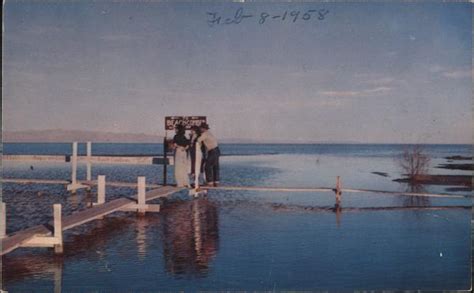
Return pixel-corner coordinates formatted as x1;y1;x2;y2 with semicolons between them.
393;175;472;188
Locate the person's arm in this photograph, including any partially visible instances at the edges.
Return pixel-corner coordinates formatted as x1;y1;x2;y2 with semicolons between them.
196;134;203;145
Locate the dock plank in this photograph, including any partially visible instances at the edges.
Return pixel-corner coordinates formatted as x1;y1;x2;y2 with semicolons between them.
2;225;51;255
3;155;67;162
61;198;134;230
146;186;184;201
2;178;70;185
79;180;162;188
3;155;171;165
61;186;182;230
202;185;469;198
203;186;333;192
2;186;185;255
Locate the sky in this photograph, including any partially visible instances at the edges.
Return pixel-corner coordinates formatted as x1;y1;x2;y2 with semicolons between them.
3;1;472;143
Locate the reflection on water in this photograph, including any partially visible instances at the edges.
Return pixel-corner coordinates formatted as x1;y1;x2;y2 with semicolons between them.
335;205;342;227
161;197;219;278
3;216;133;281
402;182;431;207
2;143;471;290
3;197;220;290
136;216;148;260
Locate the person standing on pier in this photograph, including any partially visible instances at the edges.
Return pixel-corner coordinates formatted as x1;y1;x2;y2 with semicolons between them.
190;126;207;185
198;123;220;187
173;124;190;187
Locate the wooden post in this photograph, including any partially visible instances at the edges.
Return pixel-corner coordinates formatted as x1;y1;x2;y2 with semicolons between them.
1;202;6;238
86;141;92;182
138;176;146;214
96;175;106;205
71;142;78;187
163;136;168;186
53;204;63;254
68;141;87;193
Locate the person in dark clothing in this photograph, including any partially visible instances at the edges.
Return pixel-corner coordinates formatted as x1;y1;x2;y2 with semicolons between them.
189;126;206;176
198;123;220;186
173;124;189;148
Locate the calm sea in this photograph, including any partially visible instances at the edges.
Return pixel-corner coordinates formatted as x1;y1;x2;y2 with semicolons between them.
2;143;472;291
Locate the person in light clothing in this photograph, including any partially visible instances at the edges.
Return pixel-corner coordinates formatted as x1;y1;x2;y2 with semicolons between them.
189;125;207;185
173;124;190;187
198;123;220;186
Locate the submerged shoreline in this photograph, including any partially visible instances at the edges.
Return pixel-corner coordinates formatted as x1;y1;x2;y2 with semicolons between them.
393;156;473;189
393;174;472;188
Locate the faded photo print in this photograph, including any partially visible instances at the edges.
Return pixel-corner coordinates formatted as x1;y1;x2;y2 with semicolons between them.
2;1;472;291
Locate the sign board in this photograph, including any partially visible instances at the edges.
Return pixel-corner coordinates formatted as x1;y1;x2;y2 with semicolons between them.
165;116;207;130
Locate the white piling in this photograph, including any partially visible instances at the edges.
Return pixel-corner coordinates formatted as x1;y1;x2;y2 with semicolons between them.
1;202;6;238
71;142;78;186
97;175;106;205
53;204;63;254
86;141;92;181
68;141;87;193
137;176;146;214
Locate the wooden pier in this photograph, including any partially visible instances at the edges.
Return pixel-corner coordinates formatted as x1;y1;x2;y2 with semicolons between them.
3;141;173;193
201;185;469;198
3;140;470;256
1;178;184;256
3;155;171;165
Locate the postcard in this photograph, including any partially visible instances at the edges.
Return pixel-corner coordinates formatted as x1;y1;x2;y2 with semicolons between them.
1;1;472;291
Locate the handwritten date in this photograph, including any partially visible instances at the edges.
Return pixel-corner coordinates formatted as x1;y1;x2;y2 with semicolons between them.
207;8;329;27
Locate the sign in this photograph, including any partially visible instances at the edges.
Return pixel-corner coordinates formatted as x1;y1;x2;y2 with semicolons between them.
165;116;207;130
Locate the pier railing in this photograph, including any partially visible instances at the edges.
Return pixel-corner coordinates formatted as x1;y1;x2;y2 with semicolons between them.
3;141;173;193
1;176;184;256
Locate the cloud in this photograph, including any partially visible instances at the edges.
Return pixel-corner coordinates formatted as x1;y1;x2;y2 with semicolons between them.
386;51;398;57
429;65;471;79
429;64;444;73
354;73;403;87
320;86;392;98
365;77;396;86
23;25;65;35
99;34;139;42
442;69;471;79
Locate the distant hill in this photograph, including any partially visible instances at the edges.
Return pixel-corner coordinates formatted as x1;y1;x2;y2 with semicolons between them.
3;129;365;144
3;130;163;143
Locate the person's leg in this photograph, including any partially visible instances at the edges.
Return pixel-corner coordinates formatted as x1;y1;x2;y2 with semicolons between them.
214;154;220;184
190;148;196;176
205;158;214;185
206;150;217;185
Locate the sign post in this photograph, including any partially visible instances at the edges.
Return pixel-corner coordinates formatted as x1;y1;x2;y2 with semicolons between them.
163;116;207;186
163;135;168;186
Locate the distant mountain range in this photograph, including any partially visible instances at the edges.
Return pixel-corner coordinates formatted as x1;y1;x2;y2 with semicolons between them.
3;130;163;143
3;129;363;144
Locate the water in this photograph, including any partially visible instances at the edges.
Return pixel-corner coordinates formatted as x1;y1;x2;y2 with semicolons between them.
2;143;472;291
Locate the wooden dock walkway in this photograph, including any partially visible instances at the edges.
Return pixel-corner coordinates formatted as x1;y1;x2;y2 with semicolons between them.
3;154;170;165
2;178;163;189
61;198;134;230
3;142;175;193
3;177;469;199
202;185;470;198
2;225;52;255
1;185;184;256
